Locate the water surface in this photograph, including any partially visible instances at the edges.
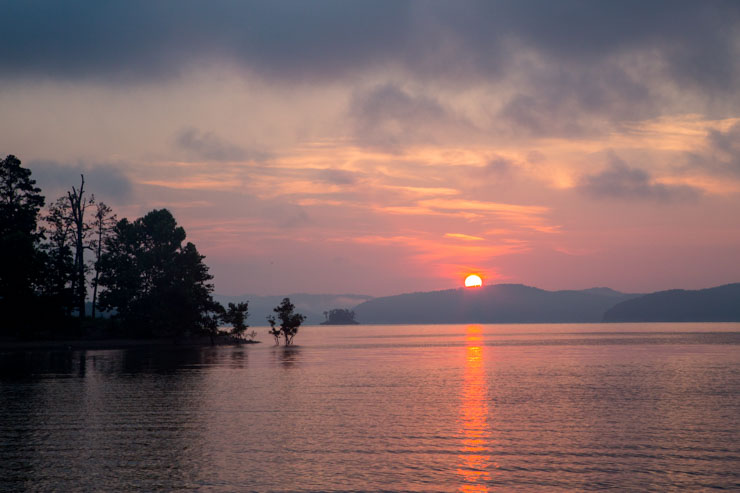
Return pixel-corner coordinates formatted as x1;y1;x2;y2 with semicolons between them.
1;323;739;491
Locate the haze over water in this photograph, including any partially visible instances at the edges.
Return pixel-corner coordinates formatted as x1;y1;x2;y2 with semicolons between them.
1;323;738;491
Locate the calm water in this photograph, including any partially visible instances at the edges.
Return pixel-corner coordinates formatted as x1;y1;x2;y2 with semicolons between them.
1;323;739;492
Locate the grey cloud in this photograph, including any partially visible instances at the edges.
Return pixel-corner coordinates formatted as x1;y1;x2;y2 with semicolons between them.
2;1;738;94
0;1;411;82
579;154;701;202
175;127;261;162
315;169;358;185
498;63;654;138
259;203;310;229
349;83;470;150
707;122;740;173
685;122;740;176
708;123;740;154
481;157;515;180
28;160;133;204
2;1;739;145
462;1;740;93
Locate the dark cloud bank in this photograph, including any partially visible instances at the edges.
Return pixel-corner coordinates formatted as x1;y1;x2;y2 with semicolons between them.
2;0;739;93
3;1;740;147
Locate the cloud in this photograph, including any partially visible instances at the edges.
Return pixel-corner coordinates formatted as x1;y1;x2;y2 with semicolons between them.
175;127;262;162
314;168;358;185
28;160;133;204
444;233;485;241
482;157;514;179
701;122;740;174
0;4;729;78
349;83;473;149
579;153;701;202
2;2;737;95
2;1;739;144
0;1;412;82
497;62;655;138
258;202;310;229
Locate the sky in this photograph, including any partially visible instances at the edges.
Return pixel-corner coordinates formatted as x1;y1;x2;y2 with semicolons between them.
2;0;740;296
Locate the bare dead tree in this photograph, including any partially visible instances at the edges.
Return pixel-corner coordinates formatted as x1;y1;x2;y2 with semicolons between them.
67;175;94;318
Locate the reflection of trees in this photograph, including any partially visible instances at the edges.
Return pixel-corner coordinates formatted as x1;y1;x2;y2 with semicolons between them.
0;348;212;491
272;346;301;368
458;325;494;492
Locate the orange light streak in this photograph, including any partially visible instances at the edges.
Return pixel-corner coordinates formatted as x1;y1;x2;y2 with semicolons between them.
457;325;497;491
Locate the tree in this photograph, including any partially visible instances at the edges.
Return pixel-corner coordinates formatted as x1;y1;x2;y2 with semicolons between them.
0;155;45;335
40;197;76;316
66;175;94;318
267;297;306;346
98;209;219;338
223;301;252;339
89;201;116;318
202;303;225;345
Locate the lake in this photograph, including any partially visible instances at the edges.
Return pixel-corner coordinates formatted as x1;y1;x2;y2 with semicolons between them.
1;323;739;492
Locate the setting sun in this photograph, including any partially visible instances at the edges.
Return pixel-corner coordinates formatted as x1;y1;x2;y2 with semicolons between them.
464;274;483;288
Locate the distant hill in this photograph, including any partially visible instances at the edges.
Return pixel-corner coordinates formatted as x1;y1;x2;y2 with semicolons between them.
353;284;640;324
213;293;373;326
214;282;740;326
603;283;740;322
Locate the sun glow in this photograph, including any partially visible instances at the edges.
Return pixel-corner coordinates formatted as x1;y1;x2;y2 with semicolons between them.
465;274;483;288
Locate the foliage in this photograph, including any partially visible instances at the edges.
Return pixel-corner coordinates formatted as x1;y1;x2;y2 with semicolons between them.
98;209;220;338
267;297;306;346
1;156;242;343
223;302;252;338
321;308;359;325
39;197;75;316
0;155;46;335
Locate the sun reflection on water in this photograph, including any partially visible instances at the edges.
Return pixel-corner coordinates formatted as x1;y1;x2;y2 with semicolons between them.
458;325;496;492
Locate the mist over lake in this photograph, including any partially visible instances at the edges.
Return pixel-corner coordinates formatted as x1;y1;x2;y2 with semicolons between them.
2;323;738;492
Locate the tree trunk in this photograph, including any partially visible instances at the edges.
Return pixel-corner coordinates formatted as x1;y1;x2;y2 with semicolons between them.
76;221;84;318
91;225;102;318
91;272;99;318
68;175;88;319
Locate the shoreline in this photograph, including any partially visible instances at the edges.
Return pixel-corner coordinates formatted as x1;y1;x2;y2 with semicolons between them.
0;336;259;352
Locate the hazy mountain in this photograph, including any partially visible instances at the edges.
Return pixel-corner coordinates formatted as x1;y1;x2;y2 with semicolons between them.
603;283;740;322
215;282;740;326
353;284;640;324
213;293;373;326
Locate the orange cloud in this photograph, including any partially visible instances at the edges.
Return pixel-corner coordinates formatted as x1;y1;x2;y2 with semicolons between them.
445;233;486;241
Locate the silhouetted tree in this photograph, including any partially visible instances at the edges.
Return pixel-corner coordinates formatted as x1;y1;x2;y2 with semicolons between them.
321;308;359;325
66;175;94;318
202;304;225;345
223;301;252;339
98;209;220;337
267;297;306;346
40;197;76;316
0;155;45;335
89;201;116;318
268;320;281;345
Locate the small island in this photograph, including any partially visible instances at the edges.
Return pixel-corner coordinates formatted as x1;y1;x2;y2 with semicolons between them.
321;308;359;325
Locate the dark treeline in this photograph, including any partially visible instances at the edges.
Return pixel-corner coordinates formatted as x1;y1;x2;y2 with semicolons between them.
0;154;287;343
